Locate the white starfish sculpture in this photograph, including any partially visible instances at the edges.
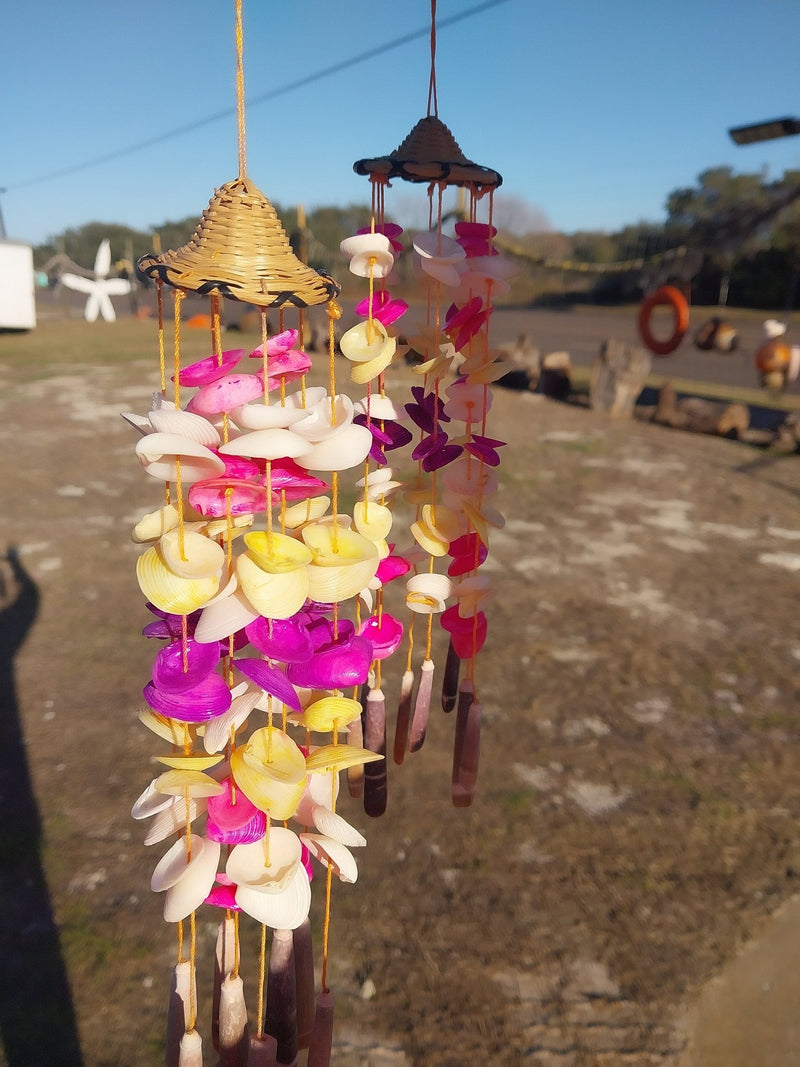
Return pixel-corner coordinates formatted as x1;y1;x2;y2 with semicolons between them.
61;239;132;322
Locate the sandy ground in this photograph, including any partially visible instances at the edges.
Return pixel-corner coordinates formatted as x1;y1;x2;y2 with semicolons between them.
1;309;800;1065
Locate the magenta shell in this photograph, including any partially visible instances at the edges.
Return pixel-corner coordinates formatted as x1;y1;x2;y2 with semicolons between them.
189;478;268;517
375;554;411;584
207;778;262;830
151;638;221;693
286;634;372;689
245;616;314;663
249;329;298;358
233;658;301;711
176;349;245;387
186;372;265;416
217;454;263;480
306;617;355;651
142;672;232;722
204;883;241;910
359;614;403;660
447;532;488;576
441;606;488;659
206;813;266;844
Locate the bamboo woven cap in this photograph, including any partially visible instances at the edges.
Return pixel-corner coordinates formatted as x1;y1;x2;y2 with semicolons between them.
138;177;339;308
354;115;502;188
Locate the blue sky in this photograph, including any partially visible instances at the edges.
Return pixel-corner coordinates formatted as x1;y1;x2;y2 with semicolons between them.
5;0;800;247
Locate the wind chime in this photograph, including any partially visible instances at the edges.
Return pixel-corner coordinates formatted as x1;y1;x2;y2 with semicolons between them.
128;1;512;1063
341;0;512;815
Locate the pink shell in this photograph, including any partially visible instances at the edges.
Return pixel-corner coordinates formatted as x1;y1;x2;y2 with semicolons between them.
359;614;403;660
189;478;268;517
186;373;265;416
176;349;245;387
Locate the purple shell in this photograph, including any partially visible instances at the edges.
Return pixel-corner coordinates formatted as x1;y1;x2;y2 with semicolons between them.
142;672;232;722
286;634;373;689
151;638;221;693
206;813;266;844
245;616;315;663
233;658;301;712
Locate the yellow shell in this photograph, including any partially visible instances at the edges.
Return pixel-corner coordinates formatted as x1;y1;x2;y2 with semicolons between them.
243;531;313;573
236;552;310;619
422;503;462;543
302;523;380;602
136;546;220;614
159;528;226;579
154;753;224;771
138;710;193;747
154;768;225;797
353;500;393;542
305;745;384;773
349;340;396;385
282;496;331;530
299;696;362;733
230;727;307;820
339;320;391;363
409;519;448;557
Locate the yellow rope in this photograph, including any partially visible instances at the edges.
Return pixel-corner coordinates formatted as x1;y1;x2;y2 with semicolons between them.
235;0;247;178
257;923;267;1036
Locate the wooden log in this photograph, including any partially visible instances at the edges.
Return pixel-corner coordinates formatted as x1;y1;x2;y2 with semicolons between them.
590;339;651;417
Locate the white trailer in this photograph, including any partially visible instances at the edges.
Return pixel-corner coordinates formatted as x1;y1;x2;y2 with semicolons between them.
0;241;36;330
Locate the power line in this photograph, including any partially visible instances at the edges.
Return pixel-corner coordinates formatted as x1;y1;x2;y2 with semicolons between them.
6;0;512;193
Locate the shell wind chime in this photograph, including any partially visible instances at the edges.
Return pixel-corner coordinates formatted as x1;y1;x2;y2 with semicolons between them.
128;1;511;1063
342;0;514;815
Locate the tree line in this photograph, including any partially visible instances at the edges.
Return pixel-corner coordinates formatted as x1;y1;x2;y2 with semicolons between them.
33;166;800;310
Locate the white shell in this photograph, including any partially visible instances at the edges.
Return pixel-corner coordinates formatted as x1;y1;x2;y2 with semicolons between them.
131;778;173;820
163;837;221;922
151;835;201;891
299;423;373;472
349;249;395;278
292;394;354;442
231;400;309;429
300;833;359;884
311;805;367;847
135;433;225;483
218;428;311;461
149;404;221;447
234;863;311;929
354;394;401;420
193;580;260;644
144;796;206;846
132;504;180;544
227;828;301;888
340;232;392;259
407;572;453;600
202;687;262;754
412;232;465;262
418;257;463;287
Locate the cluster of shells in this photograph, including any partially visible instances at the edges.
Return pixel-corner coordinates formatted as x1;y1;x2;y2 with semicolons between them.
128;215;515;1063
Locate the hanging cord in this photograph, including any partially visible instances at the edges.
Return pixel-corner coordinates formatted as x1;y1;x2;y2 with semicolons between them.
426;0;438;117
235;0;247;178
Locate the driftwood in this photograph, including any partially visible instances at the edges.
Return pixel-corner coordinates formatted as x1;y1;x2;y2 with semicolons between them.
590;339;651;417
536;350;572;400
496;334;541;392
653;383;749;438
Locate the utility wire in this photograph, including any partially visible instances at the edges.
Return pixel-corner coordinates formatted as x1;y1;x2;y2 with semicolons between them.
6;0;512;192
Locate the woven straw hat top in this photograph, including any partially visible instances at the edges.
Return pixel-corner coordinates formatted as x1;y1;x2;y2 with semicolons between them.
138;176;339;309
354;116;502;189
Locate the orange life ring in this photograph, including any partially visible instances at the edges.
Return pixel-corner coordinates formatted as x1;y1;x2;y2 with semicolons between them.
638;285;690;356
